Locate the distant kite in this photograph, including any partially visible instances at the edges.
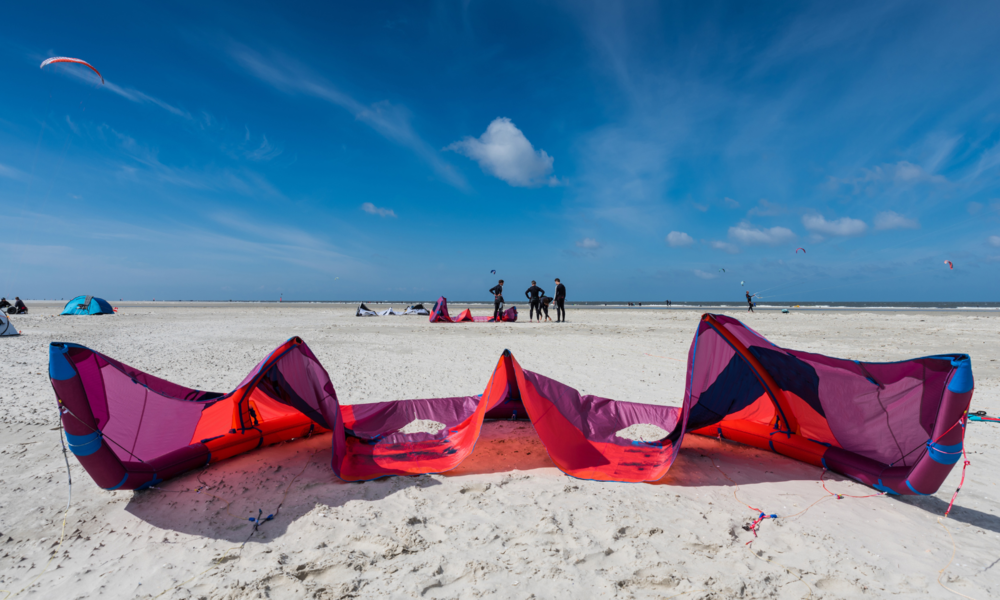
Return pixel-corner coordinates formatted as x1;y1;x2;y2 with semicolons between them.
40;57;104;84
944;260;953;270
719;268;725;273
491;270;496;274
740;281;745;286
795;247;806;254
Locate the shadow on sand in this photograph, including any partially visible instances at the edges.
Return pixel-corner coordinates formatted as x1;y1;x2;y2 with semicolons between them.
125;421;1000;541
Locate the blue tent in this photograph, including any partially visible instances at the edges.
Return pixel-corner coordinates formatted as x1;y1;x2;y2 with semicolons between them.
61;295;114;315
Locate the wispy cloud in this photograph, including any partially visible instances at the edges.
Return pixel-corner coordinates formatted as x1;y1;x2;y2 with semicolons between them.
111;129;285;199
828;161;946;193
693;269;717;280
989;235;1000;247
802;214;867;236
710;240;741;254
666;231;694;247
576;237;600;249
747;199;786;217
873;211;919;231
729;222;796;246
245;133;283;161
228;43;467;190
0;163;27;181
361;202;397;218
58;65;191;119
447;118;558;187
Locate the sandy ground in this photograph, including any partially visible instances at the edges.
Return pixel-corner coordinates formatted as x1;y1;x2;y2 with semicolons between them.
1;302;999;599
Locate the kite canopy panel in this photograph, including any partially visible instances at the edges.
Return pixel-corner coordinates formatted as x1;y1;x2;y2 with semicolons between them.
0;313;18;336
355;303;377;317
61;295;114;315
430;297;517;323
403;304;430;315
51;314;973;494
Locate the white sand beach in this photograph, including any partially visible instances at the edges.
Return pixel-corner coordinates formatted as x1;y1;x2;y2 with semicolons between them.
1;302;998;599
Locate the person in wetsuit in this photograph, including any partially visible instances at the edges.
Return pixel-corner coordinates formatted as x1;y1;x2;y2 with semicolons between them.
540;295;553;322
525;281;545;322
0;298;9;310
554;278;566;322
489;280;505;322
746;291;754;313
13;297;27;314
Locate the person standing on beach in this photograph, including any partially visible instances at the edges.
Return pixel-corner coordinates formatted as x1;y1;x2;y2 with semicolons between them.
525;281;545;322
746;291;754;313
540;295;553;322
489;280;505;322
554;278;566;322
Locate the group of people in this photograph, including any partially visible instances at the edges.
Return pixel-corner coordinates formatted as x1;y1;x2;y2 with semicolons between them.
0;297;27;315
489;278;567;323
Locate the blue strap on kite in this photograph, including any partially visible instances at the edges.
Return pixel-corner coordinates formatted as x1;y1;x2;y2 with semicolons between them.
927;440;963;465
65;430;103;456
873;479;898;495
905;480;928;496
105;473;129;491
49;344;76;381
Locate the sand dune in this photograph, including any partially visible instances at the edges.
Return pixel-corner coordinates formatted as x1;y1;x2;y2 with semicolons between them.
1;302;998;599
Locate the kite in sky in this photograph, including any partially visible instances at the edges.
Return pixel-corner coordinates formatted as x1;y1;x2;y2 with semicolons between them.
795;247;806;254
40;57;104;84
491;270;496;274
944;260;953;270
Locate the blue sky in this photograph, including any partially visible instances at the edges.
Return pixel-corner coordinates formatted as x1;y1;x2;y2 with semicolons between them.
3;1;1000;302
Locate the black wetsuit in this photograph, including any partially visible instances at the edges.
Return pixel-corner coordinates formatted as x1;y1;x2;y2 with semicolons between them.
525;285;544;320
554;284;566;321
489;284;504;321
0;299;9;310
14;299;26;314
540;297;552;319
746;292;754;313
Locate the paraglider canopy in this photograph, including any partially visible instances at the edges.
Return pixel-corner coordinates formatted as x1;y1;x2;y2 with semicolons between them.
944;260;954;270
40;57;104;84
795;247;806;254
490;270;496;274
740;281;745;286
719;268;725;273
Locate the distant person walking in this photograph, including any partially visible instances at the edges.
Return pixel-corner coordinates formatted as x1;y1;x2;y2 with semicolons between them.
554;278;566;322
525;281;545;322
489;280;505;322
746;291;754;313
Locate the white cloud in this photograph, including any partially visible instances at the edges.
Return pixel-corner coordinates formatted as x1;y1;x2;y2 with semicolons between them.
728;222;796;246
361;202;397;218
830;161;946;192
747;199;785;217
873;211;919;231
989;235;1000;247
666;231;694;247
802;214;867;237
724;197;740;208
710;240;741;254
576;237;600;249
693;269;718;280
446;118;556;187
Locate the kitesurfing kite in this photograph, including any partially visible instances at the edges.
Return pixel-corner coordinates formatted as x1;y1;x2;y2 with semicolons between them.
795;247;806;254
50;313;973;495
719;268;725;273
944;260;953;270
40;57;104;84
491;270;496;274
740;281;745;286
